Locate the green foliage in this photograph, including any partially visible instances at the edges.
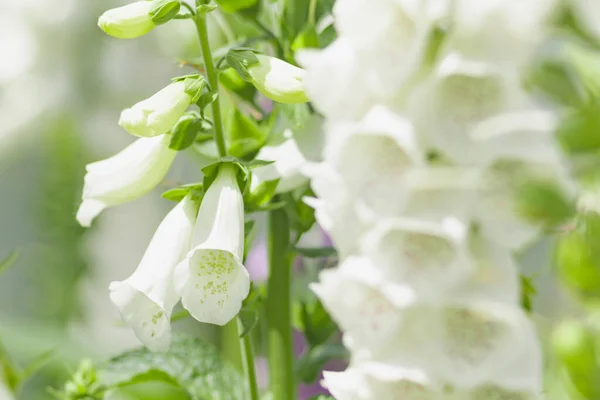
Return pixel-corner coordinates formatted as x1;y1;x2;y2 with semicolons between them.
55;338;247;400
201;157;250;193
520;274;537;313
279;103;311;129
225;49;260;82
215;0;257;13
0;250;19;276
515;179;574;228
293;296;337;348
556;213;600;298
226;109;267;159
237;309;258;338
552;321;600;398
149;0;181;25
169;114;209;151
292;247;337;259
283;188;316;235
245;179;280;212
296;343;347;384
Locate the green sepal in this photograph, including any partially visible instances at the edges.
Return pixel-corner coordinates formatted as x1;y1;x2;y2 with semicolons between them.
196;91;218;117
183;75;207;103
245;159;275;169
169;114;206;151
520;274;537;313
237;308;258;338
225;49;260;82
161;183;204;202
202;157;250;194
149;0;181;25
197;4;218;14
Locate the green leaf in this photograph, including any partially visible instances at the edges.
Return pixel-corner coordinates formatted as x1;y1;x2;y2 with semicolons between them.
215;0;257;13
98;337;246;400
279;103;311;129
161;183;204;202
309;396;335;400
245;159;275;169
149;0;181;25
197;4;218;14
0;250;19;275
520;274;536;313
295;296;337;348
246;200;288;213
104;381;191;400
283;189;316;235
226;49;260;81
237;309;258;338
296;343;348;384
291;24;319;52
516;180;574;228
246;179;280;209
292;247;337;259
557;103;600;154
227;109;267;159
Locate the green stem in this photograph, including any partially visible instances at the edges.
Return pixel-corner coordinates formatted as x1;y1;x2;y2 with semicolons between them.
308;0;317;25
266;208;295;400
194;11;227;158
237;318;260;400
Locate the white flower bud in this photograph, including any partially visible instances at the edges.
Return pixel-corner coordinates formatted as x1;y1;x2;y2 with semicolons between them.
109;195;200;352
247;55;309;104
174;164;250;325
98;1;155;39
76;134;176;227
119;81;193;137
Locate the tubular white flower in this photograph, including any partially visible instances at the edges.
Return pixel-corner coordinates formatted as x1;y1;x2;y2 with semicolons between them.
98;1;155;39
119;81;192;137
76;134;176;227
174;164;250;325
250;129;309;194
247;55;309;104
109;195;200;352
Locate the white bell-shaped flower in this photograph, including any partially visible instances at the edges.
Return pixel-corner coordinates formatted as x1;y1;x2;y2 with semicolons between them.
298;38;374;120
408;54;531;165
323;363;440;400
447;0;557;68
174;164;250;325
333;0;447;96
429;300;542;391
76;134;176;227
109;195;200;352
324;105;422;217
247;55;309;104
361;217;471;297
98;1;155;39
119;81;192;137
250;129;308;194
312;256;422;360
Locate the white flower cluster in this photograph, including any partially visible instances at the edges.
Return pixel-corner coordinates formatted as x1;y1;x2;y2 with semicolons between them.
301;0;570;398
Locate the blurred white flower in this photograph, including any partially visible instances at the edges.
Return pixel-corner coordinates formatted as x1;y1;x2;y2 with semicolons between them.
109;195;199;352
250;129;309;194
247;55;309;104
76;134;176;227
571;0;600;38
98;1;155;39
119;81;192;137
323;363;440;400
174;164;250;325
361;217;471;296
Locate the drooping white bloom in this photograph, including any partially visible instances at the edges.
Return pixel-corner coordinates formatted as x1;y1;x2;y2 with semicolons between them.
119;81;192;137
98;1;155;39
76;134;176;227
109;195;200;352
250;129;309;194
247;55;309;104
174;164;250;325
